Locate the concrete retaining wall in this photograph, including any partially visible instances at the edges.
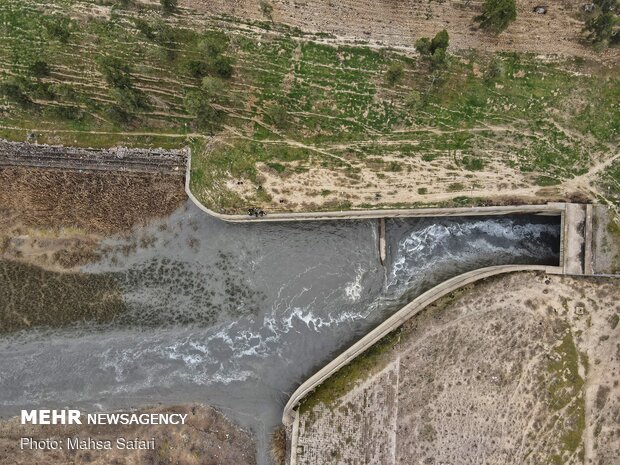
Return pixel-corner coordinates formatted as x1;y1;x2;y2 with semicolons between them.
282;264;563;427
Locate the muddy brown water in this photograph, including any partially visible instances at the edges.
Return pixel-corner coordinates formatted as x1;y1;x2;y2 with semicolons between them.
0;201;561;464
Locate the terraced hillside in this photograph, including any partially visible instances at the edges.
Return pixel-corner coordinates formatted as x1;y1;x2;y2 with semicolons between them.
1;0;618;214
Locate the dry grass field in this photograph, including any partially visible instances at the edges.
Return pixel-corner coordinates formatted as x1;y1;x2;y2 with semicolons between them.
0;166;186;271
0;405;256;465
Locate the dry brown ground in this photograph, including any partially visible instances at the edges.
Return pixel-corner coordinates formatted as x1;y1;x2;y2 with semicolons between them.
296;272;620;465
0;167;186;271
0;405;256;465
185;0;619;63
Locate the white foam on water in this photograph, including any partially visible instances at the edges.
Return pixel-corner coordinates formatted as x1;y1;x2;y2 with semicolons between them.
344;266;364;302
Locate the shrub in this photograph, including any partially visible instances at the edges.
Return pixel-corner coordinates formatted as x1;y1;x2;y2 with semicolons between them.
194;31;234;79
47;105;82;121
109;87;150;112
105;105;131;125
29;61;50;78
415;37;432;55
184;90;224;133
415;30;449;68
45;16;73;43
0;80;33;108
134;18;155;40
160;0;177;14
584;0;619;44
150;21;180;60
416;30;449;56
186;60;209;79
385;62;405;86
116;0;135;9
201;31;229;58
475;0;517;34
430;48;447;68
266;104;289;129
270;426;286;465
260;1;274;20
387;161;402;171
201;76;225;96
483;59;504;83
461;156;485;171
50;84;77;101
405;90;422;109
31;82;55;100
212;56;234;79
431;29;449;52
97;56;133;89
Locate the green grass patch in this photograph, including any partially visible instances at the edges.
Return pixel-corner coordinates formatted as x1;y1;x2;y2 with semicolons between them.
299;330;401;414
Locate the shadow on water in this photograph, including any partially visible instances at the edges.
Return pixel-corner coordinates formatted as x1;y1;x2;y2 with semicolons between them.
0;201;561;464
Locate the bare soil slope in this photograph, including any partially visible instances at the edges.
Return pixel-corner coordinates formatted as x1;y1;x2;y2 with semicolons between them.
187;0;618;62
296;272;620;465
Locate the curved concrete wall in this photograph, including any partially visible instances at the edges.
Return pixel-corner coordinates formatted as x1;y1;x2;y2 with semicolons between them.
184;150;566;223
282;264;562;426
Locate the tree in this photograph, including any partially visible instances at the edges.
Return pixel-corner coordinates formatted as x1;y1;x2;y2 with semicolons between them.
184;90;223;133
475;0;517;34
414;37;432;56
584;0;619;44
212;56;234;79
415;30;450;68
97;56;133;89
160;0;177;15
260;1;274;21
431;29;449;53
29;61;50;78
45;16;73;43
385;62;405;86
0;80;33;108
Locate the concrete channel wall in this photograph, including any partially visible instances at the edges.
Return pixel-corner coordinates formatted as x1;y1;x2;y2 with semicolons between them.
185;152;566;223
185;150;586;432
282;264;563;428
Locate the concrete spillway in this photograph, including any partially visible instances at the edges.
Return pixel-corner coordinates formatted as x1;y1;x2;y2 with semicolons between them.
0;202;562;464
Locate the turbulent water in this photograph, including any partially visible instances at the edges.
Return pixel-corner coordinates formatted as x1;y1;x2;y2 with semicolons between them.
0;202;560;463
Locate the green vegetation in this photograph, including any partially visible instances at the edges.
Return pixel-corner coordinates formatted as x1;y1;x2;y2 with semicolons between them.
584;0;619;45
461;156;485;171
415;29;449;68
260;1;274;21
475;0;517;34
385;62;405;86
160;0;177;15
299;330;401;414
0;0;618;214
0;260;125;333
544;330;586;462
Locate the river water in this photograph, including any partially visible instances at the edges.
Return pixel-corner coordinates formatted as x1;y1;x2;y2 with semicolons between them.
0;201;560;463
